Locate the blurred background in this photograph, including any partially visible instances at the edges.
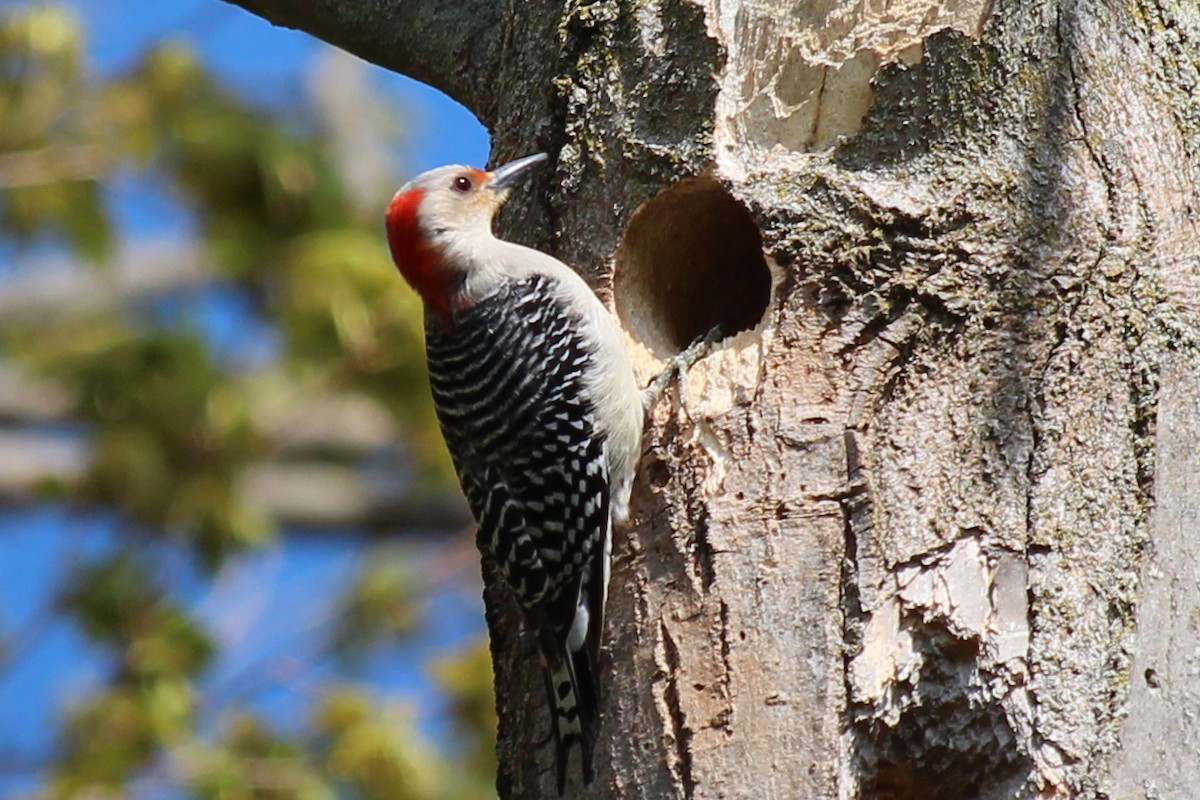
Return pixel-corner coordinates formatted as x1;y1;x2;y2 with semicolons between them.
0;2;496;797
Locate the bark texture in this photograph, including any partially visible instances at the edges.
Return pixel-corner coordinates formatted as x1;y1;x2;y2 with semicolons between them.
225;0;1200;797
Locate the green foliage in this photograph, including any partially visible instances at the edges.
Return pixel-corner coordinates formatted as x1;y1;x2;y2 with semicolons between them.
61;554;210;669
49;553;214;795
332;549;425;659
1;0;456;560
184;716;334;800
15;323;272;564
316;686;449;800
277;227;450;484
0;4;493;799
112;42;354;278
430;640;499;789
0;4;110;257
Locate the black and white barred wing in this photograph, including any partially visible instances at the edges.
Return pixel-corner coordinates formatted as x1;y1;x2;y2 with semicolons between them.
425;276;610;619
424;275;612;788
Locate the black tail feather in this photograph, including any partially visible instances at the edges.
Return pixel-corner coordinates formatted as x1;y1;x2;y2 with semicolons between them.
544;642;601;795
573;641;600;784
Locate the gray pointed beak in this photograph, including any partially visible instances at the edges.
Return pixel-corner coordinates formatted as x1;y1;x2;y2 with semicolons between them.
489;152;549;190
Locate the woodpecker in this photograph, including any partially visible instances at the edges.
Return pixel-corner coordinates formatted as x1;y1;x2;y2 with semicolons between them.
384;153;643;792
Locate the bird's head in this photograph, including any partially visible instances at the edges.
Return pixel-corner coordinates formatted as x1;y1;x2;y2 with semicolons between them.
385;153;548;314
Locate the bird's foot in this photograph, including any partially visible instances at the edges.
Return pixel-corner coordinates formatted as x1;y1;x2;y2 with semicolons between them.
641;325;723;413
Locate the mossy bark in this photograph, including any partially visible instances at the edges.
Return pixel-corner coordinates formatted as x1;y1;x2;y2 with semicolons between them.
228;0;1200;797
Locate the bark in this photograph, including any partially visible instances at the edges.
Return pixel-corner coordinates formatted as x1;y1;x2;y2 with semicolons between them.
226;0;1200;798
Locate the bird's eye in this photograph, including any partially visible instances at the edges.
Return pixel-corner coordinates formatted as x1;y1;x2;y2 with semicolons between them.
452;175;473;193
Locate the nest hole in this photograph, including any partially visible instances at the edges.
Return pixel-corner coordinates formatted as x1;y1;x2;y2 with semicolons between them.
613;178;771;358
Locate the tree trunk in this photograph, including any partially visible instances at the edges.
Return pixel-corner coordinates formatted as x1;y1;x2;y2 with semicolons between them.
228;0;1200;797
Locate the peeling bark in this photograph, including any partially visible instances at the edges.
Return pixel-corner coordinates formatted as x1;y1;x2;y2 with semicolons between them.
228;0;1200;797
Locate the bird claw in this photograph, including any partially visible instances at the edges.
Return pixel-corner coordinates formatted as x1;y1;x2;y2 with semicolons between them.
642;325;723;413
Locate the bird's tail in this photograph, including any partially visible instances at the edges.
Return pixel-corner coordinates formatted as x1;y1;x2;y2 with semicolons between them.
543;642;600;795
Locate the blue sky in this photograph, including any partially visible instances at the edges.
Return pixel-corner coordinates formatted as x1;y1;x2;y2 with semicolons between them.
82;0;490;239
78;0;489;170
0;1;491;793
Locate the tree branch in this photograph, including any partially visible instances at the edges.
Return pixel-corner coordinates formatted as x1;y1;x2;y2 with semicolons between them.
0;144;113;189
0;242;209;324
220;0;505;124
0;426;469;533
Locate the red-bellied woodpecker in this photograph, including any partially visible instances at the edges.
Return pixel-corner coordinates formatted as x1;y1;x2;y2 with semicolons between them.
385;153;643;793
